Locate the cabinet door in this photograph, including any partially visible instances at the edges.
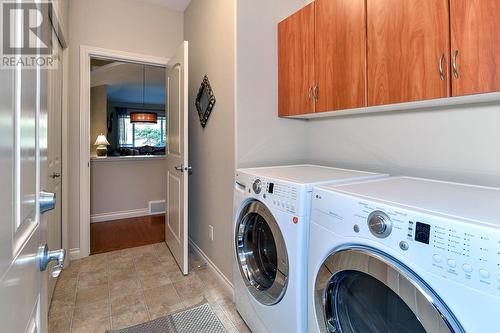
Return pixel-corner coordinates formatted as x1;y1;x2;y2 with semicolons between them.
315;0;366;112
278;3;315;116
450;1;500;96
367;0;450;106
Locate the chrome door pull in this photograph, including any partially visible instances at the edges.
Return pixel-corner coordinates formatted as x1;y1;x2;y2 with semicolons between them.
439;53;446;81
452;50;459;79
40;191;56;214
175;165;192;172
38;244;66;278
50;172;61;179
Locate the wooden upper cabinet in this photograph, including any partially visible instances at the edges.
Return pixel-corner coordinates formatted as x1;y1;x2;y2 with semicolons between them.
450;1;500;96
278;3;315;117
315;0;366;112
367;0;450;106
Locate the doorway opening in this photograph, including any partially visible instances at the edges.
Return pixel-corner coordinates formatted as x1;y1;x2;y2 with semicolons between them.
88;57;167;254
79;43;191;275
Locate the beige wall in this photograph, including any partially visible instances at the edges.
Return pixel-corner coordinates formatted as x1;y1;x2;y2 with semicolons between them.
236;0;309;168
182;0;312;282
53;0;69;39
90;85;107;156
306;102;500;187
184;0;236;280
90;159;166;216
68;0;184;249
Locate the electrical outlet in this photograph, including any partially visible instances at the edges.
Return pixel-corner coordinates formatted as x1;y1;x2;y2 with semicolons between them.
209;225;214;241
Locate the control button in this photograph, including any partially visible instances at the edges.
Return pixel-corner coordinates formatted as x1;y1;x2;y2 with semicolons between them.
479;269;490;279
432;254;442;263
367;211;392;238
462;263;473;273
447;259;457;268
252;179;262;194
399;241;409;251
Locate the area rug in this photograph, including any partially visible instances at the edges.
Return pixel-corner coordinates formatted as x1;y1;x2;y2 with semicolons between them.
106;303;227;333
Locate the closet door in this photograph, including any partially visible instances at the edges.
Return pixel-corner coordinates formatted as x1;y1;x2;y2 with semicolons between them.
315;0;366;112
367;0;450;106
278;3;315;116
450;0;500;96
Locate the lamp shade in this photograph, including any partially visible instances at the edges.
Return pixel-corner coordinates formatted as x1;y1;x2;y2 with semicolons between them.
94;134;110;146
130;112;157;124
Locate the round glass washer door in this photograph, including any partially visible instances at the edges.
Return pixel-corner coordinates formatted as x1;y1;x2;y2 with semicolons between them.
235;200;288;305
314;246;464;333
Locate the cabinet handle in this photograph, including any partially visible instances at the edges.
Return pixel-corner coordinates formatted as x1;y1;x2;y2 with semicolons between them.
313;85;318;101
452;50;459;79
438;53;445;81
308;86;313;101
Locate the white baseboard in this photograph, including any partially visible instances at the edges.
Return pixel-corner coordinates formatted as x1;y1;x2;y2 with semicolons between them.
69;248;82;261
90;208;149;223
189;238;234;295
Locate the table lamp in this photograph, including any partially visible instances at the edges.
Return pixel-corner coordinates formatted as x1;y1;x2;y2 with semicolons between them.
95;134;110;158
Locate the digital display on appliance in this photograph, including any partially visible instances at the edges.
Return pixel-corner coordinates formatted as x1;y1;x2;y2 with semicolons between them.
268;183;274;194
415;222;431;244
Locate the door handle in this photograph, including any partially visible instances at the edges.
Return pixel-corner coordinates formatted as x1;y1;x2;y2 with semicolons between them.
312;85;318;102
438;53;446;81
452;50;459;79
40;191;56;214
50;172;61;179
38;244;66;278
175;165;193;172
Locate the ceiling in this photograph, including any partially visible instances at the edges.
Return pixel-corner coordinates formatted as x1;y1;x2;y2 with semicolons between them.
91;61;166;105
136;0;191;12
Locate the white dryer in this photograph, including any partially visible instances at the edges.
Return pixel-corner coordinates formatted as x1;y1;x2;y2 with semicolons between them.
308;176;500;333
232;165;387;333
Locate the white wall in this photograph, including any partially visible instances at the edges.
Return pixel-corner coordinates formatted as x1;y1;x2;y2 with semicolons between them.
68;0;183;249
236;0;309;168
90;159;166;216
184;0;236;279
306;102;500;187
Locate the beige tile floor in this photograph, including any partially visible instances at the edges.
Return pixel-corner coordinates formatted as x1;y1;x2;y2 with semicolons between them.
48;243;251;333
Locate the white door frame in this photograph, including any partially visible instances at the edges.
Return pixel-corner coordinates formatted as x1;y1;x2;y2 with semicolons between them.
61;46;70;266
78;45;168;258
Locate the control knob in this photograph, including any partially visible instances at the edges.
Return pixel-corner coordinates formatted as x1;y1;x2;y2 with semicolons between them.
252;179;263;194
368;211;392;238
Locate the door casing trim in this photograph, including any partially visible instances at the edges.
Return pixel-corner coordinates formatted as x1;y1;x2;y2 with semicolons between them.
78;45;168;259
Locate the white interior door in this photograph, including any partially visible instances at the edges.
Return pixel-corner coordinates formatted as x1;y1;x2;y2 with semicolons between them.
165;41;189;275
0;38;47;333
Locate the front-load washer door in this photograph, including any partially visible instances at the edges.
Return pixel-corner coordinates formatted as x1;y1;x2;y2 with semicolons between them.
235;200;289;306
314;246;464;333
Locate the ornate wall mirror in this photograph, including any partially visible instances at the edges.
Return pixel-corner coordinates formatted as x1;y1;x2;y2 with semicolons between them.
195;75;216;128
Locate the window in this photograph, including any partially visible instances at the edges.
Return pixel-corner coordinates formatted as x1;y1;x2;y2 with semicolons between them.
118;114;166;148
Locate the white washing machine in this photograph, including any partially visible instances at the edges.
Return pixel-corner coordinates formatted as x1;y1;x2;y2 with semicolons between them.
308;176;500;333
232;165;387;333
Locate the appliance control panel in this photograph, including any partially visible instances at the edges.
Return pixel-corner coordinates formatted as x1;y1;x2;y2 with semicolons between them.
235;172;303;215
312;189;500;297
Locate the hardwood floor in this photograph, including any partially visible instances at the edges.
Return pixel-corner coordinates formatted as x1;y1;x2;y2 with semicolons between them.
90;214;165;254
